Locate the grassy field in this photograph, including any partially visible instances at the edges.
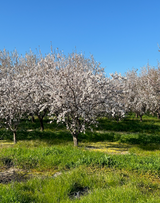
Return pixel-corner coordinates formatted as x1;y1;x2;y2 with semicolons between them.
1;114;160;202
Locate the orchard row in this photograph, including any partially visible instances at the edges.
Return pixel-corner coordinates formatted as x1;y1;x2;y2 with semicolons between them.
0;49;159;146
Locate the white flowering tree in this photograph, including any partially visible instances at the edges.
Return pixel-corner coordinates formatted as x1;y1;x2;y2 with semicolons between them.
45;52;126;146
23;51;46;131
21;51;57;131
0;48;126;145
107;73;126;121
124;69;148;121
0;49;30;143
141;65;160;118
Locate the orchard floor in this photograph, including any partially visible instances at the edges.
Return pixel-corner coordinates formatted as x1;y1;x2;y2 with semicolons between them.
1;114;160;202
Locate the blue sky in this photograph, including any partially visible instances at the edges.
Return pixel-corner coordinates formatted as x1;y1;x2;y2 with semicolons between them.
0;0;160;76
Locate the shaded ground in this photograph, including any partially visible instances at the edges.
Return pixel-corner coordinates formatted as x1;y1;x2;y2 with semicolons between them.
1;115;160;145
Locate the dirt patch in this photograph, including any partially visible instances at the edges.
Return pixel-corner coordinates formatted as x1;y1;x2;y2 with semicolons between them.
0;168;30;184
69;183;89;199
1;157;13;168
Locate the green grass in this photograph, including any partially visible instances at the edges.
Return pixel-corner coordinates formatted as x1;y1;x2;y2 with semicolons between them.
1;113;160;202
1;167;160;203
1;144;160;174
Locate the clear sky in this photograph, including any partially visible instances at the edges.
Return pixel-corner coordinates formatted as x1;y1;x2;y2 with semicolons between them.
0;0;160;76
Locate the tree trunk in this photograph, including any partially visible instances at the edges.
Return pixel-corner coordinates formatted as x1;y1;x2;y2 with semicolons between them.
157;113;160;119
31;114;35;123
140;115;143;122
73;134;78;147
13;131;17;144
37;114;44;131
136;113;139;118
39;118;44;131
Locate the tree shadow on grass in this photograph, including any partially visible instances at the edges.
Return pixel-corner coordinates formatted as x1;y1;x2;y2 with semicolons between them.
0;129;73;145
17;130;73;144
0;119;69;144
79;131;115;142
96;119;160;134
2;117;160;149
20;118;66;131
20;117;160;139
2;129;160;148
138;144;160;151
95;116;160;134
80;131;160;149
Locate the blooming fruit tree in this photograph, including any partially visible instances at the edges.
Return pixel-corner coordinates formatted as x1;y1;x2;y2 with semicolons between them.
0;49;30;143
46;53;126;146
